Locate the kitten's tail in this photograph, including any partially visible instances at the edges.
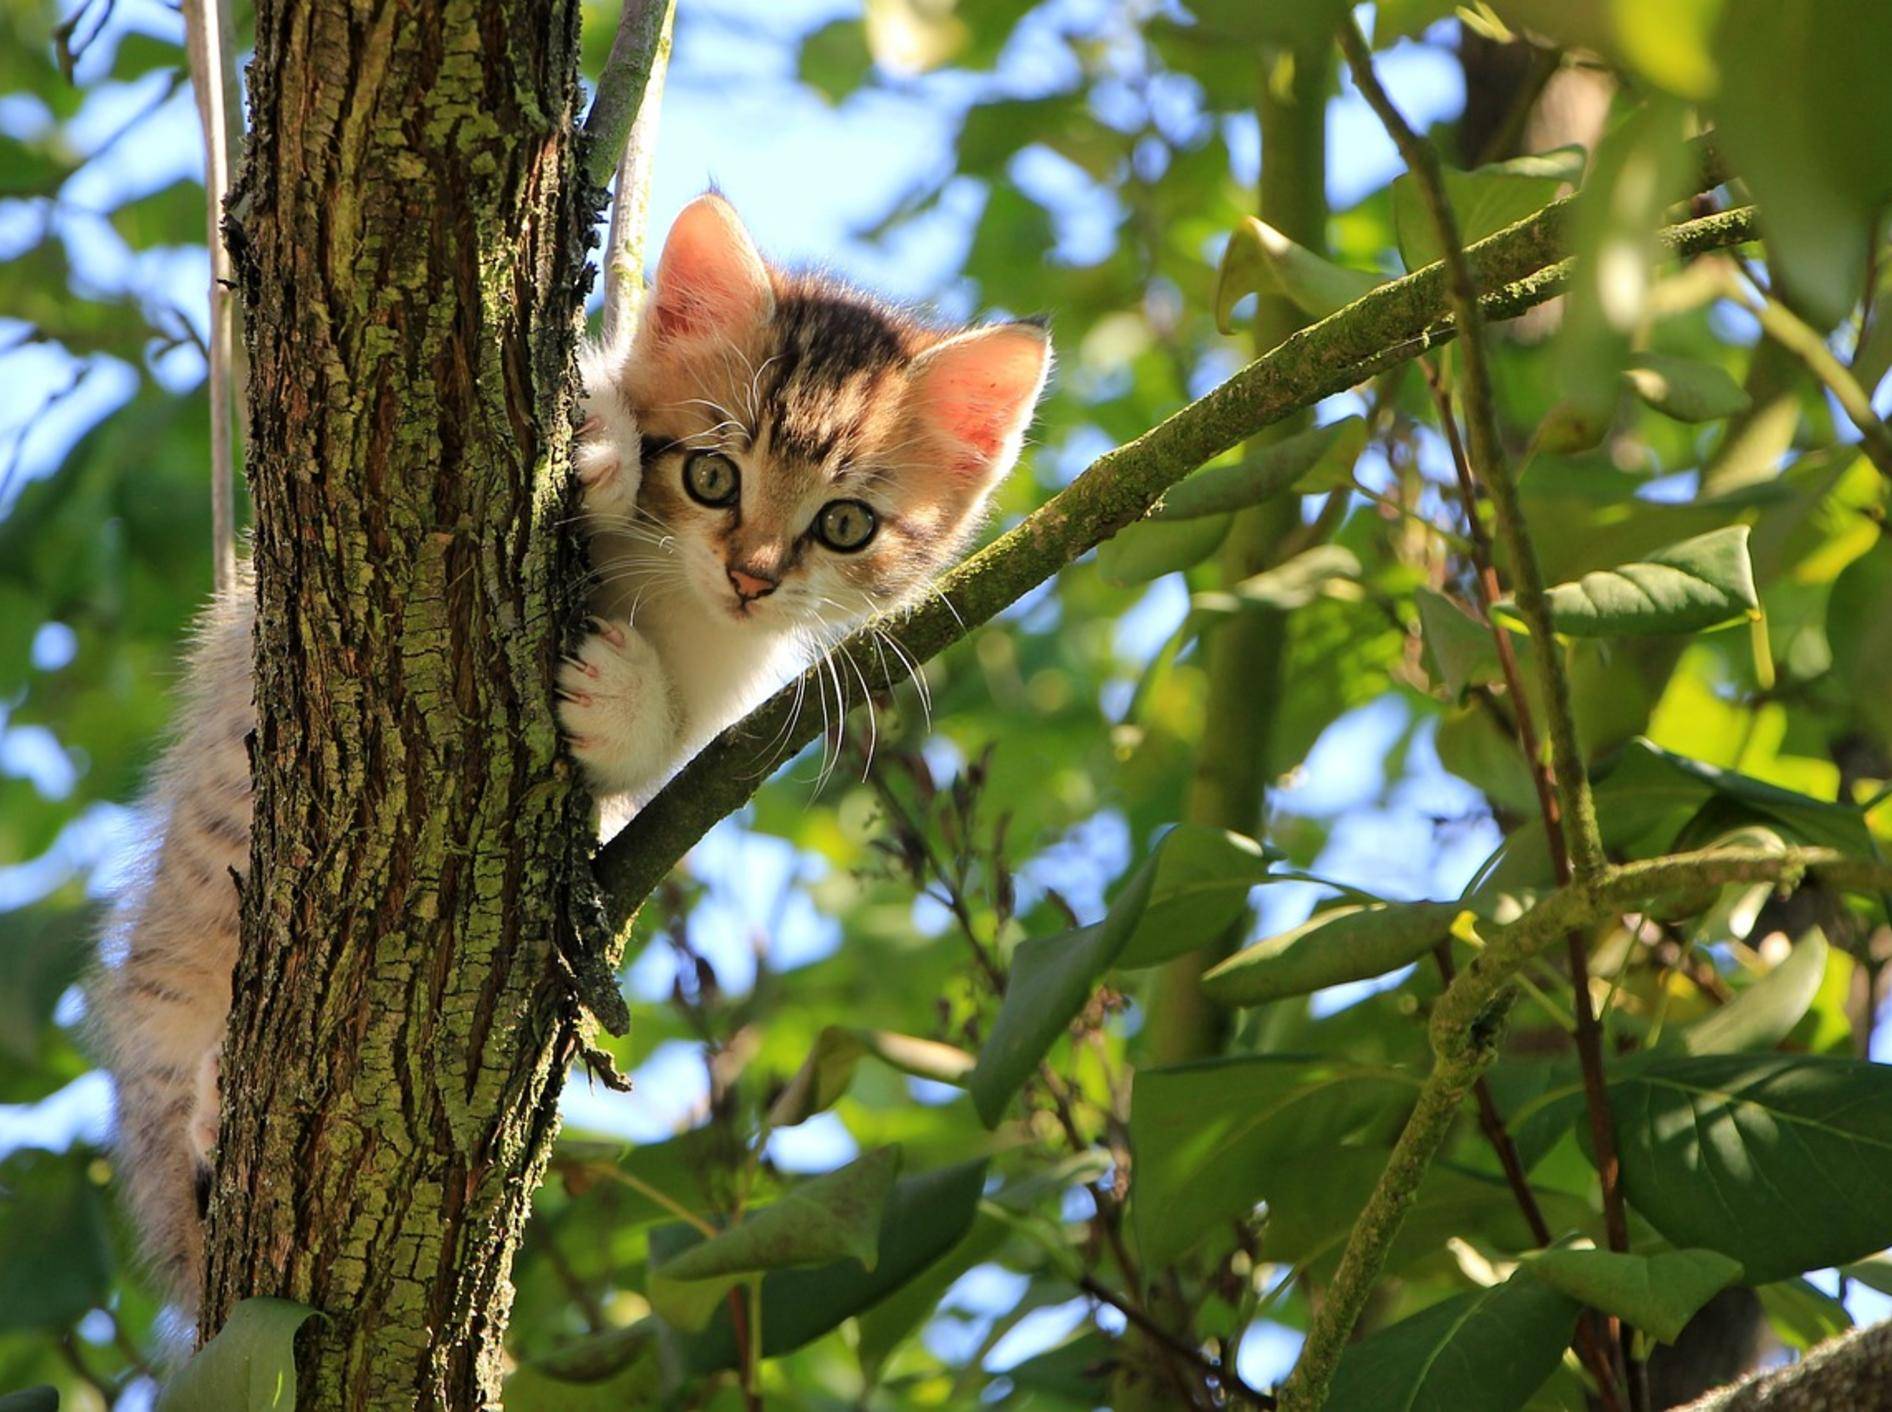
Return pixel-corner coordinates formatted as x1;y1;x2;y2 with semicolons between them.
90;584;256;1313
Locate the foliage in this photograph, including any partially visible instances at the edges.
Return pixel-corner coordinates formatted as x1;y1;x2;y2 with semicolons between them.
3;0;1892;1408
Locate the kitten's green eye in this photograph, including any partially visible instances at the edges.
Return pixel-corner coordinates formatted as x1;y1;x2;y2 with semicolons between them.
683;451;740;507
815;499;878;552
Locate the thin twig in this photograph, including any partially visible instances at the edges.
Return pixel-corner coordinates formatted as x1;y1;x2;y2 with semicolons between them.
182;0;240;594
1297;21;1636;1410
1077;1275;1275;1409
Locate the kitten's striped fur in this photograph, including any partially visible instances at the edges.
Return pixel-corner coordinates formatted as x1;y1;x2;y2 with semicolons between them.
93;193;1050;1312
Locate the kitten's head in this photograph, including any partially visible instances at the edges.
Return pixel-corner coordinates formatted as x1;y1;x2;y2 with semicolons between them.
621;194;1050;633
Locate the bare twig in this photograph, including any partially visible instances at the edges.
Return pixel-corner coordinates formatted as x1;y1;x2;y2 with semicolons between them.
1077;1274;1275;1409
182;0;241;593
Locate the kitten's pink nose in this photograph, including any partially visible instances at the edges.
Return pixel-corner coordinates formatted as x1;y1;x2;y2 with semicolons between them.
728;566;778;602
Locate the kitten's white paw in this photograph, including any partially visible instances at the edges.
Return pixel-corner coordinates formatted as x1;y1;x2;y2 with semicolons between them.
188;1050;219;1165
558;617;680;799
576;345;642;523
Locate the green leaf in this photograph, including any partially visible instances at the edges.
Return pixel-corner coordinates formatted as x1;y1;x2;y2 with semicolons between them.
1525;1246;1743;1344
1681;929;1828;1054
1113;823;1278;970
1153;418;1366;520
1496;526;1759;637
969;852;1158;1125
1392;147;1585;272
1326;1270;1581;1412
0;1389;59;1412
1214;216;1385;331
0;135;76;197
1200;901;1460;1007
797;18;872;103
109;178;209;250
671;1159;988;1374
1192;544;1361;615
1095;513;1229;586
1624;352;1752;423
1756;1276;1852;1353
1710;0;1892;324
1130;1055;1415;1269
648;1147;900;1331
768;1027;975;1126
1183;0;1348;50
1611;1053;1892;1283
505;1325;660;1411
157;1298;321;1412
1416;587;1504;701
0;1148;113;1330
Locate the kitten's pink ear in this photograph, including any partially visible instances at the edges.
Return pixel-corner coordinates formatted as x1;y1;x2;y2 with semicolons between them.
905;323;1051;486
642;194;773;346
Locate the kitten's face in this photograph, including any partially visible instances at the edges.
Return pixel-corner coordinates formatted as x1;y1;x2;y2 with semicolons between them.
620;196;1050;637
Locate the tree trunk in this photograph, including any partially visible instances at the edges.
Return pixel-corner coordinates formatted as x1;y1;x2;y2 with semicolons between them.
207;0;592;1404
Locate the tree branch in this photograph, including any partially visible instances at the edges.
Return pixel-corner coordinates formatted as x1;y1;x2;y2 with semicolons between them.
591;0;675;344
591;200;1760;940
1277;844;1892;1411
583;0;674;189
1674;1317;1892;1411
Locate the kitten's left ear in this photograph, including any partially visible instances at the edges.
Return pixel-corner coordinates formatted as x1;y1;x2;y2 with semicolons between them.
905;322;1051;489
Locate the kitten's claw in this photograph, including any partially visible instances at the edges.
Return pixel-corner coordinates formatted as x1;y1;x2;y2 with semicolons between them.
557;618;679;800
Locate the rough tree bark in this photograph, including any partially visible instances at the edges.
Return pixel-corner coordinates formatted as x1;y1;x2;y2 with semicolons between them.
206;0;594;1404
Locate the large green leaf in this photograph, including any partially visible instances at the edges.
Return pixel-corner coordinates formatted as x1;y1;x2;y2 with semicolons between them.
1153;418;1366;520
1611;1053;1892;1283
1680;930;1828;1055
109;178;209;250
1392;147;1585;273
157;1299;321;1412
670;1159;988;1374
1495;526;1759;638
1325;1270;1581;1412
647;1147;901;1331
1201;901;1459;1007
1525;1246;1743;1344
1129;1056;1415;1268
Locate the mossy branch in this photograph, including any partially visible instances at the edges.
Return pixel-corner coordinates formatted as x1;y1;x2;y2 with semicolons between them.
590;200;1759;939
1276;844;1892;1411
583;0;674;191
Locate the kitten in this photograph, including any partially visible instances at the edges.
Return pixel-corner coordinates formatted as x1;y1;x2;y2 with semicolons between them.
90;191;1050;1313
560;194;1051;801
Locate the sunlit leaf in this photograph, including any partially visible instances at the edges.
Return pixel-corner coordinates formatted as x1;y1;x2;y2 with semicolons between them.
157;1299;322;1412
1681;929;1827;1054
1201;900;1459;1007
1495;526;1759;637
1392;147;1584;273
1624;352;1752;423
1153;418;1365;519
1214;216;1385;332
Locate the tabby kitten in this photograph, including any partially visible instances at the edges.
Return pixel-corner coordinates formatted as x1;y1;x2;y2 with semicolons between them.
91;191;1050;1312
